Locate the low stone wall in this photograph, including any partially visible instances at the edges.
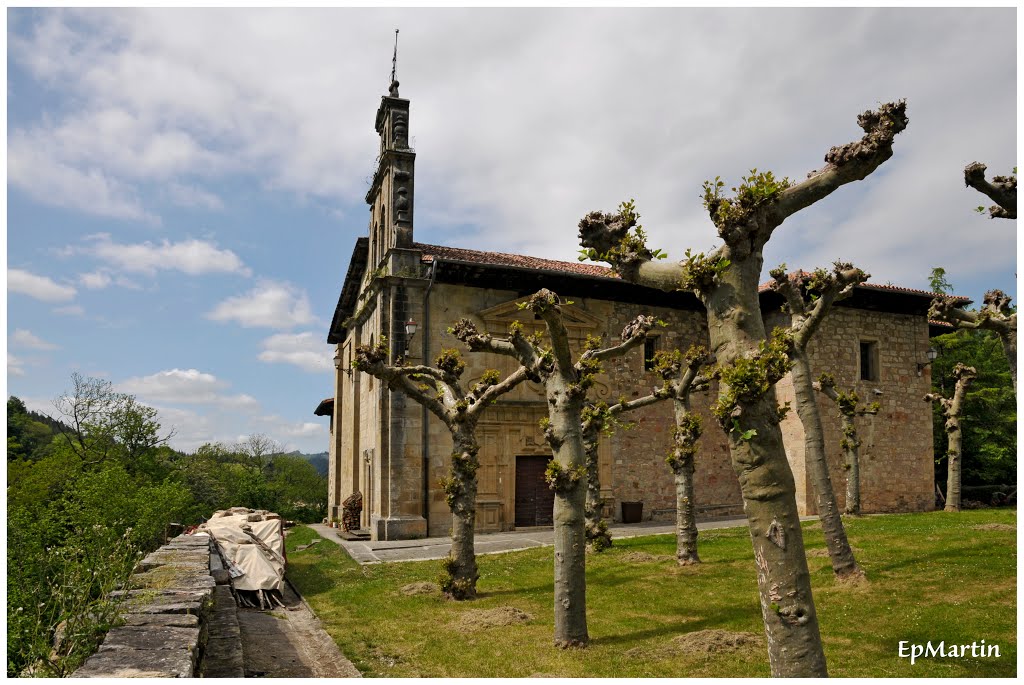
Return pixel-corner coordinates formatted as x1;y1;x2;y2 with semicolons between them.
73;533;242;678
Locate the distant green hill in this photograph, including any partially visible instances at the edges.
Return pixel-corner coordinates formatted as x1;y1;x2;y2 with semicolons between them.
287;450;328;477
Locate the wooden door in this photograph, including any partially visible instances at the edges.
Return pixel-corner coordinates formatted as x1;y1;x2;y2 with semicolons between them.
514;455;555;527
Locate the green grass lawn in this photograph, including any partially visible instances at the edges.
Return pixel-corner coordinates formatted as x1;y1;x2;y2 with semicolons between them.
286;509;1016;677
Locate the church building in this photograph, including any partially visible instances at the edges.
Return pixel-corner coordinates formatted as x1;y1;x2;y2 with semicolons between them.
317;80;943;540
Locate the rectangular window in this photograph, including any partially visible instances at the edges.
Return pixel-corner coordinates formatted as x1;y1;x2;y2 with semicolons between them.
859;341;879;381
644;337;659;371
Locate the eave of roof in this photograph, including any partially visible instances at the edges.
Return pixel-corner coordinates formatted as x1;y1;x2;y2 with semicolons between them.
328;240;962;345
327;237;369;345
415;242;614;280
313;398;334;416
757;270;973;302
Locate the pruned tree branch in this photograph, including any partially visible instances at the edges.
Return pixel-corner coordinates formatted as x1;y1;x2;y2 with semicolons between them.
770;262;869;349
584;314;656;364
469;365;532;418
775;101;909;222
929;289;1016;392
965;161;1016;219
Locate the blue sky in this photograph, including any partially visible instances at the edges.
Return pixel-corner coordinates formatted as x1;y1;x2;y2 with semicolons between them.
5;8;1017;453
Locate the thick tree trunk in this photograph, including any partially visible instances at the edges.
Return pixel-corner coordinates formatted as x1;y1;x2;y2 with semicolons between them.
548;389;589;647
583;434;611;551
670;397;700;565
790;351;862;578
927;364;975;514
444;428;481;599
672;459;699;565
840;413;862;515
944;425;962;513
673;258;827;677
1001;330;1016;395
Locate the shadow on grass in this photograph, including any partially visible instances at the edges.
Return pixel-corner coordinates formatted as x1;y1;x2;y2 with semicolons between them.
589;603;760;647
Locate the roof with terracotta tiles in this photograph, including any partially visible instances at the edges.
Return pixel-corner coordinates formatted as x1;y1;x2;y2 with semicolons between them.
415;242;614;279
757;269;972;302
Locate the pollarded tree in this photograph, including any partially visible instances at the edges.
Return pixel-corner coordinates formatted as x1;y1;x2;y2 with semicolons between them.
813;374;880;516
577;101;909;676
581;396;665;552
930;290;1016;393
925;362;977;512
453;290;654;647
353;340;531;599
965;162;1016;219
651;345;712;565
769;264;868;580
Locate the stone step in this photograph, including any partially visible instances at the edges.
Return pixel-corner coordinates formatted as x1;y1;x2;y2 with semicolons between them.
202;585;245;678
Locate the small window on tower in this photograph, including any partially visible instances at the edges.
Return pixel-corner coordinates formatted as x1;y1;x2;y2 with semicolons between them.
644;337;660;371
859;341;879;382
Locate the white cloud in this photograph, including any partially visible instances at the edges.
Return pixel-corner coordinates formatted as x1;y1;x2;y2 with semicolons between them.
8;354;27;376
207;280;315;329
256;415;328;442
7;131;158;223
258;332;332;373
9;329;60;350
8;268;77;302
141;404;326;454
165;182;224;210
6;8;1014;294
79;270;113;289
118;368;259;410
53;304;86;317
70;234;250;277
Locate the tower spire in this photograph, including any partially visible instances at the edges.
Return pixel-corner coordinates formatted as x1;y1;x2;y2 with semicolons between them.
389;29;400;97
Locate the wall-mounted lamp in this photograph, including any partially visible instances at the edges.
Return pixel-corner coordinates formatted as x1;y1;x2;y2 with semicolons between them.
916;346;939;375
404;318;419;356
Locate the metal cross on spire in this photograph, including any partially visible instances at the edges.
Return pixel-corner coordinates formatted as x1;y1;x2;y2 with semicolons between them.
389;29;400;96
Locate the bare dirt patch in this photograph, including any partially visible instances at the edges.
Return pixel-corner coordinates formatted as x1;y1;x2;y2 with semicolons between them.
806;546;862;558
455;606;533;632
400;581;440;596
625;629;762;660
673;629;762;655
622;551;673;563
973;523;1015;532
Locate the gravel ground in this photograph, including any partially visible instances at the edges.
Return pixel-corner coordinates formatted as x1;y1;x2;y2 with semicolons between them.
237;582;360;678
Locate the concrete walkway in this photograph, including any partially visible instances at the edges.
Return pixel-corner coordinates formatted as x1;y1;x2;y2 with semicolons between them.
310;516;747;565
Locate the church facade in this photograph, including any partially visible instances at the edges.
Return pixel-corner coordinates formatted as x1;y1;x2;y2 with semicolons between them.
319;84;941;540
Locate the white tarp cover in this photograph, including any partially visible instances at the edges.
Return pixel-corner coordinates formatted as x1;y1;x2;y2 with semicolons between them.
200;509;285;592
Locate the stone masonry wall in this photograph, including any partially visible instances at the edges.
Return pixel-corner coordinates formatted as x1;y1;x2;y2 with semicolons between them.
775;305;935;515
418;284;741;535
73;534;242;678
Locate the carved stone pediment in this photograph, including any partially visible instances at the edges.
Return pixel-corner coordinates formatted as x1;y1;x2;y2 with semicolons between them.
476;297;603;337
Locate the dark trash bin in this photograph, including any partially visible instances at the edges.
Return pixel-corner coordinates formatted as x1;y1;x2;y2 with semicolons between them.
621;501;643;524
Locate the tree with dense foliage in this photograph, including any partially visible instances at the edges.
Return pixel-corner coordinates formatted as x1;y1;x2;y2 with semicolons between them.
577;101;909;675
965;162;1016;219
770;264;868;580
929;328;1016;490
453;290;654;647
7;380;191;676
925;363;977;512
814;373;880;515
7;396;59;462
353;340;530;599
7;381;329;675
930;290;1017;393
53;373;174;476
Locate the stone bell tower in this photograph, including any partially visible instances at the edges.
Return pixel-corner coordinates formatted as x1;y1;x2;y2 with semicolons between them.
365;75;415;267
